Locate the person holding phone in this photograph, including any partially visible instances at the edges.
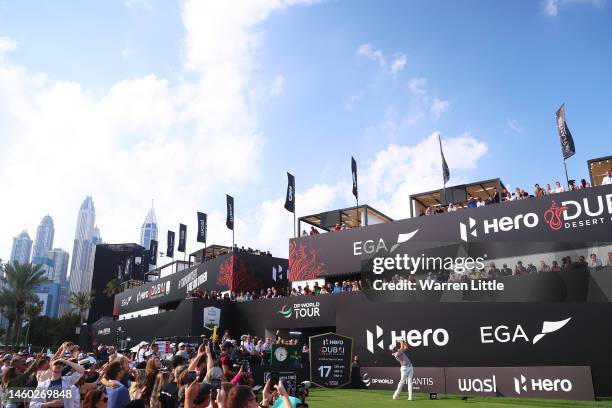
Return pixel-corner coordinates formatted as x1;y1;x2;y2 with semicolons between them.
391;340;414;401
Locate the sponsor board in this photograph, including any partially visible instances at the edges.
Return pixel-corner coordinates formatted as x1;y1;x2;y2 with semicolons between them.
360;367;445;393
309;333;353;388
277;302;320;320
445;366;594;400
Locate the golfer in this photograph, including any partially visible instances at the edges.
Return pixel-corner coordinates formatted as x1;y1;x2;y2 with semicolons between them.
391;340;413;401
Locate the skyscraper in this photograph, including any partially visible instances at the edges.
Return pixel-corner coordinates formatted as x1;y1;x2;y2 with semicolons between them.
48;248;71;316
81;226;103;294
140;202;158;252
32;215;55;259
10;230;33;265
69;196;96;295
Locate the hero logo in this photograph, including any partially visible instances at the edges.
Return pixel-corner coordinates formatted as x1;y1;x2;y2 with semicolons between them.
366;325;449;353
459;213;538;242
480;317;571;345
353;230;419;256
514;374;572;394
272;265;284;282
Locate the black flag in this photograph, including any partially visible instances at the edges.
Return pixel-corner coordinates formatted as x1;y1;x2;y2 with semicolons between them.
178;223;187;253
351;156;358;200
438;134;450;184
197;212;207;243
166;231;175;258
284;173;295;213
556;104;576;160
149;239;158;265
226;195;234;231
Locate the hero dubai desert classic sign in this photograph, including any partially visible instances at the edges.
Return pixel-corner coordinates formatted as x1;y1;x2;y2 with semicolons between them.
309;333;353;388
459;192;612;242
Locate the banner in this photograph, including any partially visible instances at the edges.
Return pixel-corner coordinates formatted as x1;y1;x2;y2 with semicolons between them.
166;230;175;258
360;367;445;393
445;366;594;400
556;104;576;160
284;173;295;213
351;156;358;200
439;134;450;184
309;333;353;388
197;212;207;243
149;239;158;265
178;223;187;253
226;195;234;230
203;306;221;330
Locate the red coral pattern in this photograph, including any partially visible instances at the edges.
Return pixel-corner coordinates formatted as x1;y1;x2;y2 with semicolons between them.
288;241;326;281
217;256;234;288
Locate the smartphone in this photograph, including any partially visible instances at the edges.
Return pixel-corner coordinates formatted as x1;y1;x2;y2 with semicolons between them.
269;372;279;385
186;371;197;383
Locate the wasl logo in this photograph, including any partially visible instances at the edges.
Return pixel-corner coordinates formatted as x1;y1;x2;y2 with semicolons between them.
277;305;293;319
366;325;449;353
353;229;419;256
459;217;477;242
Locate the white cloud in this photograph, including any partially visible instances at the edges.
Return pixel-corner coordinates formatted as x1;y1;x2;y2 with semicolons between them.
344;91;363;110
356;43;386;67
0;36;17;57
543;0;606;16
0;0;319;260
125;0;153;11
390;54;407;76
270;75;286;96
430;97;450;118
506;118;524;134
356;43;407;76
408;77;428;96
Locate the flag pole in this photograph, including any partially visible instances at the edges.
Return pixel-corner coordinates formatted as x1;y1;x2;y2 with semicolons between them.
293;212;296;238
564;159;570;190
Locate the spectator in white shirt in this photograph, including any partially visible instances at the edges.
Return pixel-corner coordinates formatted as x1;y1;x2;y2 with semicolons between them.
0;354;11;376
590;253;603;268
546;183;553;195
555;181;565;193
602;170;612;185
447;203;457;212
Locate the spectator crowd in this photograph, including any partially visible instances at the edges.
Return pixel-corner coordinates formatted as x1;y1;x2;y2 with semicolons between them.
1;333;303;408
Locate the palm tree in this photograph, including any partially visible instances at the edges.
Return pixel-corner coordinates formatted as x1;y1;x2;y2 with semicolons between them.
103;279;121;298
0;289;17;347
69;291;95;325
23;300;43;346
1;262;49;346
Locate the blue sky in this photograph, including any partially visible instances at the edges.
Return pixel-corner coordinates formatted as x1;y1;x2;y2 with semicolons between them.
1;0;611;260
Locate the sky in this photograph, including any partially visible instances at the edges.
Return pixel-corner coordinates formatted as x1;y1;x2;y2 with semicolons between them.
1;0;611;264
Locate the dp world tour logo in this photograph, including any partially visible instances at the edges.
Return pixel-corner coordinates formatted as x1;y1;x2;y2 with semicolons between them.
459;217;477;242
277;305;293;319
361;372;371;387
543;201;567;231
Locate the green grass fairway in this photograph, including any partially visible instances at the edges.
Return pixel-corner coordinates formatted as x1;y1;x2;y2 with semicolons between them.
307;388;612;407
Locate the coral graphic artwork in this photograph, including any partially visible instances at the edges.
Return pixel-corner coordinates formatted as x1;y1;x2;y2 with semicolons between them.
289;241;326;281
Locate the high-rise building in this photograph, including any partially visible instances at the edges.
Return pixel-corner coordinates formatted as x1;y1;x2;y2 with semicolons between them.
48;248;69;285
81;226;103;294
10;230;33;265
69;196;96;296
140;203;158;252
32;215;55;259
